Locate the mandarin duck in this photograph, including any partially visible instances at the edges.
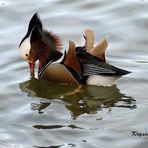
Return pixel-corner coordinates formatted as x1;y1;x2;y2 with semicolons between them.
19;13;131;86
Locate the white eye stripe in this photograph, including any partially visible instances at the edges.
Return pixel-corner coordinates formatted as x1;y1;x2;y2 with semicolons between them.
19;36;31;60
19;27;36;60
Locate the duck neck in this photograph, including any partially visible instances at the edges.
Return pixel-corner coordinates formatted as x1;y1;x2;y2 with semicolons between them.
38;49;62;75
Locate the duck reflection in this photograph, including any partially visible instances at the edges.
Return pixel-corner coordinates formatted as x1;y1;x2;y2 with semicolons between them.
19;78;136;119
31;102;51;114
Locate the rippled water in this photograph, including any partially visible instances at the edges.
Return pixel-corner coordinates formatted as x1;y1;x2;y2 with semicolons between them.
0;0;148;147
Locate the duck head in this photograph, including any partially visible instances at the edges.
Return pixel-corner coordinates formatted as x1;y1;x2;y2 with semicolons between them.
19;13;62;77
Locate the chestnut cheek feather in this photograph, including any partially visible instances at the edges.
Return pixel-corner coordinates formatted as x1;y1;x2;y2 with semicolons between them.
38;48;50;69
29;62;35;77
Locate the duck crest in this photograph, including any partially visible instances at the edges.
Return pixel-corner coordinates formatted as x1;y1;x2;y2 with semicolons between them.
64;41;82;75
19;13;42;47
47;32;62;51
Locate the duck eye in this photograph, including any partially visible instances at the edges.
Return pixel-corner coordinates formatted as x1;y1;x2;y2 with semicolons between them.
26;54;28;57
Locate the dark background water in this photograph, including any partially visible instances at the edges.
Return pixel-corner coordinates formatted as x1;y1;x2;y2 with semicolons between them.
0;0;148;147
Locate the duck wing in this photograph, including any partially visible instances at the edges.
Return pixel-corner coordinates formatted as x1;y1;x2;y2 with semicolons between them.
76;47;131;76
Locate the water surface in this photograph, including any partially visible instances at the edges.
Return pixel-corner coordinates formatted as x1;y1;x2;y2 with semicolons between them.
0;0;148;147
